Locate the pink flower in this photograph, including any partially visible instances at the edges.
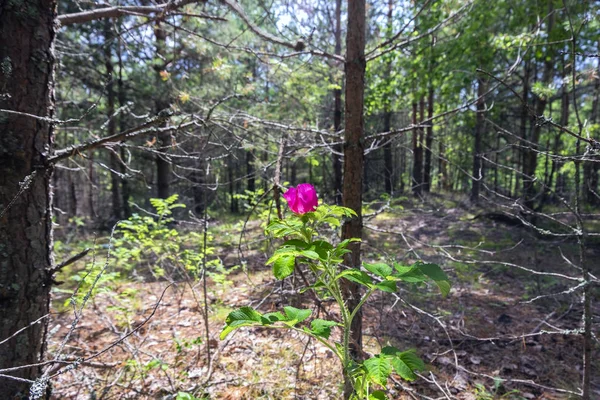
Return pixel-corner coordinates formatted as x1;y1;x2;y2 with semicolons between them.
283;183;318;214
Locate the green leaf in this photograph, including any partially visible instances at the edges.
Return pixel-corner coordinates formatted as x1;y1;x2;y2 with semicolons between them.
415;262;451;296
220;307;263;339
300;250;320;260
273;255;295;280
283;306;312;325
392;263;413;274
388;268;427;283
363;262;393;278
309;319;338;339
369;391;388;400
283;239;309;249
364;355;391;387
261;312;285;324
382;348;425;381
375;279;397;293
336;269;373;287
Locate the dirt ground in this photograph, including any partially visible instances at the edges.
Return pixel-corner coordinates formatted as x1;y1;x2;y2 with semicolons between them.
48;198;600;399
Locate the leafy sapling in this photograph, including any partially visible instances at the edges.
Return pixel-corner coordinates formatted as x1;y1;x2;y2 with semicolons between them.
221;184;450;399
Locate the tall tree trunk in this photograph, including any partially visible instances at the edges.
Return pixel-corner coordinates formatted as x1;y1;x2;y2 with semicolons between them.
117;33;131;218
0;1;57;397
246;150;255;192
382;0;394;195
104;20;121;221
153;21;171;199
411;100;423;195
584;39;600;205
523;2;554;210
471;78;486;202
423;87;434;193
342;0;366;397
332;0;343;204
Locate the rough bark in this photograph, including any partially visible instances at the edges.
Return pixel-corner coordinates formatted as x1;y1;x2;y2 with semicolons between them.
117;35;131;218
246;150;255;192
523;3;554;210
153;21;172;199
423;87;434;193
411;100;423;195
332;0;343;204
382;0;394;195
471;78;485;202
104;20;121;221
0;0;57;397
584;39;600;205
341;0;366;398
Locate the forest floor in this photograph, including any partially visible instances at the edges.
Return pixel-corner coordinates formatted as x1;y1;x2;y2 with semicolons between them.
49;195;600;399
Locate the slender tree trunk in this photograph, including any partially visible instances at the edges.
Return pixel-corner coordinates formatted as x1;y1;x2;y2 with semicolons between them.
246;150;255;192
411;100;423;195
104;20;121;221
423;87;434;193
382;0;394;195
332;0;344;204
584;39;600;205
117;34;131;218
0;1;57;397
153;21;171;199
471;78;486;202
523;3;554;210
342;0;366;397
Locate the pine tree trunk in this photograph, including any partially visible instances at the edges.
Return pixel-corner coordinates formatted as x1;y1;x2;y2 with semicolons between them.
332;0;343;204
342;0;366;397
117;36;131;218
523;3;554;210
423;87;434;193
471;78;485;202
0;1;57;397
104;20;121;220
154;21;171;199
411;100;423;195
382;0;394;195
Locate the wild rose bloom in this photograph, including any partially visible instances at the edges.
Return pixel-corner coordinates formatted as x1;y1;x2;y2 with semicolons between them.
283;183;318;214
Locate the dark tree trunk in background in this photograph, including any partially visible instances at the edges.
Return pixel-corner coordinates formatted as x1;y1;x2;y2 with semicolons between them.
117;36;131;218
523;3;554;210
153;21;172;199
228;154;239;213
332;0;343;204
104;20;121;220
411;100;423;195
246;150;255;192
471;78;485;202
584;39;600;205
423;87;434;193
342;0;366;398
382;0;394;195
0;0;57;397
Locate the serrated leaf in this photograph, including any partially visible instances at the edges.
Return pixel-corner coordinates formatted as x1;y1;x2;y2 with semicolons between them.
336;269;373;287
309;319;338;339
300;250;320;260
283;306;312;325
375;279;397;293
415;262;451;296
387;349;425;381
261;312;285;324
369;391;388;400
392;263;413;274
220;307;263;339
363;262;393;278
273;255;295;280
364;355;391;387
388;268;427;283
